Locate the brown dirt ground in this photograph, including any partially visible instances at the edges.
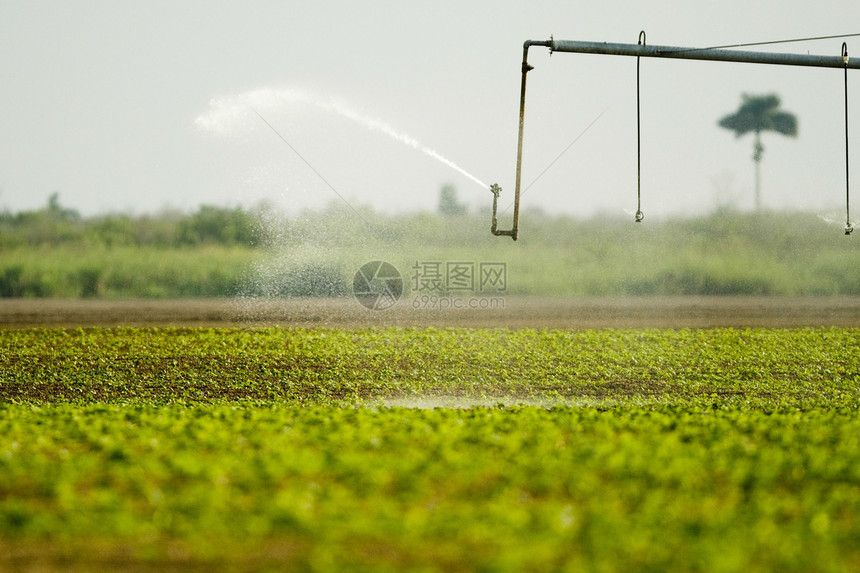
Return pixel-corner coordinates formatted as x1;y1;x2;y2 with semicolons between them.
2;296;860;329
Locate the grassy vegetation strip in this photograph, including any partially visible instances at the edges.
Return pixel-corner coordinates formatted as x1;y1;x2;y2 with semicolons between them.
0;246;261;298
3;209;860;298
2;327;859;407
1;403;858;571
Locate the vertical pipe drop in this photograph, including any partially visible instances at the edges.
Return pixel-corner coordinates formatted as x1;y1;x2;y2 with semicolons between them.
491;39;552;240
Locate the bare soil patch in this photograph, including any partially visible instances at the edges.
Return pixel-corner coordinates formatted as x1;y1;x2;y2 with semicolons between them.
2;296;860;329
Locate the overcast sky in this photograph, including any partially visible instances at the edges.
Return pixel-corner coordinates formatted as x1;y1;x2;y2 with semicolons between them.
2;1;859;219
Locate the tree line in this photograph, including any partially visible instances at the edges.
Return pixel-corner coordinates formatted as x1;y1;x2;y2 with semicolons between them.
0;193;263;249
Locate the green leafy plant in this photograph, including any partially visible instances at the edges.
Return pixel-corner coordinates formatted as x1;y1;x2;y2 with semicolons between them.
1;326;859;570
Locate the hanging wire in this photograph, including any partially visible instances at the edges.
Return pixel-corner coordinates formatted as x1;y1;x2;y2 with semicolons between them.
499;108;609;215
668;32;860;55
252;108;381;236
635;31;645;222
844;43;853;235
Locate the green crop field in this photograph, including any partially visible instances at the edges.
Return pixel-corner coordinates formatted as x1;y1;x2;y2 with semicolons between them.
2;327;859;571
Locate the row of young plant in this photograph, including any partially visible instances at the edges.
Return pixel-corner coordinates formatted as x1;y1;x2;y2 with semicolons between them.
3;327;859;408
0;402;857;571
2;326;858;569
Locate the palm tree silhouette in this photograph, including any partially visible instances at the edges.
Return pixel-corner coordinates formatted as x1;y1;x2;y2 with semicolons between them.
718;94;798;210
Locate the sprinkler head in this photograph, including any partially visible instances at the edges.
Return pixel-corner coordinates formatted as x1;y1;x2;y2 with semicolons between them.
635;210;644;223
845;223;854;235
490;183;502;197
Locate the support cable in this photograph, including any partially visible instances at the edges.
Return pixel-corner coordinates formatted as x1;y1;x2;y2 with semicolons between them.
673;32;860;54
252;109;380;236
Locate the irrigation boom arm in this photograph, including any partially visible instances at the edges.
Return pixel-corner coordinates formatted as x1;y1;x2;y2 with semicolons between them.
490;37;859;240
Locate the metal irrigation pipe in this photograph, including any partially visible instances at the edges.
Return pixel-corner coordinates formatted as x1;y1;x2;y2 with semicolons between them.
490;37;860;240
